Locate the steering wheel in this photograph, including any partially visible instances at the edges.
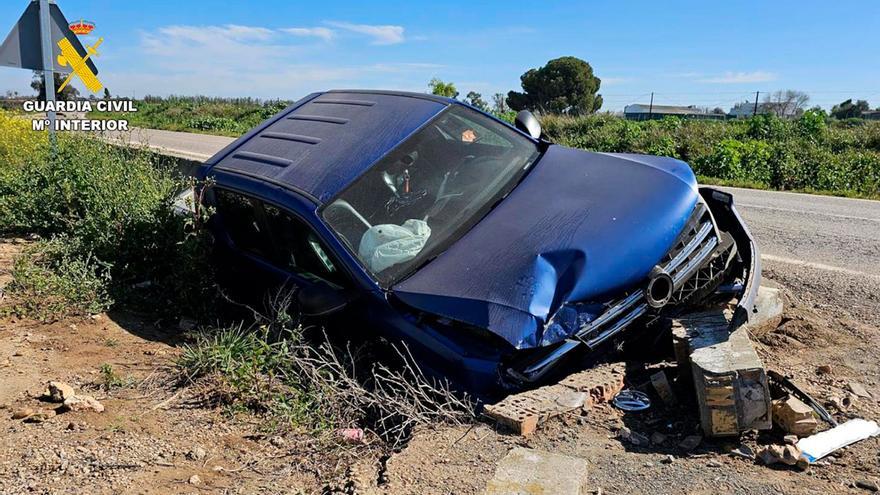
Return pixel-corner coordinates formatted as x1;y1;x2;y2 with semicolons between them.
424;155;500;222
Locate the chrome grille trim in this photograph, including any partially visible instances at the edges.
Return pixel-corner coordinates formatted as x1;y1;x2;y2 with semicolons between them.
570;203;716;345
519;200;723;381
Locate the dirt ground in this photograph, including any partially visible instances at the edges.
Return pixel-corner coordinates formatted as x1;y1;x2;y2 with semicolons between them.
1;237;879;494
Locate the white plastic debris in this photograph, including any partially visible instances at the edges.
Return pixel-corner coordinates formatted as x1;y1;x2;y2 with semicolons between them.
358;219;431;272
796;418;880;462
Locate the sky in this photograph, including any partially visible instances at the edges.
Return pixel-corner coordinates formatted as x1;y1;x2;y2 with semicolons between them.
0;0;878;112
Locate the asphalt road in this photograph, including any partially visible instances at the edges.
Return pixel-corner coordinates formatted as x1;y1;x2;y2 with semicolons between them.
107;127;880;318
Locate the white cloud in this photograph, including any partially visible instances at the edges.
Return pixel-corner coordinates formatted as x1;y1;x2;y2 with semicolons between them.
602;77;634;85
281;27;335;41
698;71;778;84
326;21;405;45
122;24;433;98
157;24;275;43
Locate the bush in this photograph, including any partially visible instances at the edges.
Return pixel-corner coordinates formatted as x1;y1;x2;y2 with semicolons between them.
4;238;112;321
0;109;45;168
694;139;772;185
0;133;216;320
532;112;879;198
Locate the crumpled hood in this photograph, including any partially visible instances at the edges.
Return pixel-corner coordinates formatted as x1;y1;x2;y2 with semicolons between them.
392;146;699;349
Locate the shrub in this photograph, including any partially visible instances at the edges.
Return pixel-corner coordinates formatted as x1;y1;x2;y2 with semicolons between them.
0;109;45;169
0;134;217;320
5;238;112;321
695;138;771;185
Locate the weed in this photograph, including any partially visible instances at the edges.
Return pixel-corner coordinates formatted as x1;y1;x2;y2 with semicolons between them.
177;294;475;446
99;363;131;389
5;238;112;321
0;132;218;320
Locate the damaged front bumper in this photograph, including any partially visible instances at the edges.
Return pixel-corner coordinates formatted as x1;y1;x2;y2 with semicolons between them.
505;187;761;384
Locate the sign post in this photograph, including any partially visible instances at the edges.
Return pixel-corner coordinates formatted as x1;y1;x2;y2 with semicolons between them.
1;0;101;140
38;0;55;138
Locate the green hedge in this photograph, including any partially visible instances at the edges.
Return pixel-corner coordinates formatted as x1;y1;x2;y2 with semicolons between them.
540;111;880;197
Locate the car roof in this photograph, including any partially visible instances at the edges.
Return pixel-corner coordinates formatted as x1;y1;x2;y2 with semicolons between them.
204;90;451;204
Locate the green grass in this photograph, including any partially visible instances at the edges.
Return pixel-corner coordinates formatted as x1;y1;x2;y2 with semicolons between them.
177;324;329;429
89;95;290;137
0;120;217;321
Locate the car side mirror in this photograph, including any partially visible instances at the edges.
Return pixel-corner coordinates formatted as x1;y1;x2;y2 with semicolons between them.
515;110;542;140
297;284;350;316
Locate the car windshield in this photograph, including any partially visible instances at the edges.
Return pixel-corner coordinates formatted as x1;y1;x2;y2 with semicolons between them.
321;105;540;286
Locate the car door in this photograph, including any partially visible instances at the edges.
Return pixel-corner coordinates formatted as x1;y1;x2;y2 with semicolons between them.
213;188;347;311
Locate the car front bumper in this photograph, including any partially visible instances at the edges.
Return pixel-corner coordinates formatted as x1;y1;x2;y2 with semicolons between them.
504;186;761;384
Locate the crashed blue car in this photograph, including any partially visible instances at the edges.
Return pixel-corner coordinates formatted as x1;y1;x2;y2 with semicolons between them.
197;90;760;395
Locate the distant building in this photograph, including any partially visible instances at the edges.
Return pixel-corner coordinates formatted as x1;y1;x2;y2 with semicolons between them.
623;104;725;121
728;102;782;118
862;110;880;121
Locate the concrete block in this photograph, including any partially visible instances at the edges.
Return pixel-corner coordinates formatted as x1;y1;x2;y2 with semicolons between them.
484;447;588;495
672;307;772;437
748;286;784;331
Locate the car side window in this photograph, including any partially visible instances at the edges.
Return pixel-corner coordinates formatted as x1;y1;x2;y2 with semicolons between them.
215;189;273;259
215;188;345;287
261;203;344;286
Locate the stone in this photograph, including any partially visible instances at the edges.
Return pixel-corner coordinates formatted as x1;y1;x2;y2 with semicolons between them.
707;460;723;468
816;365;832;375
628;431;650;447
187;447;207;461
730;444;755;460
827;396;852;411
62;395;104;413
772;396;818;436
855;480;879;492
757;444;805;467
484;447;588;495
848;382;872;399
44;381;76;403
660;455;674;464
783;434;798;445
188;475;201;485
24;408;56;423
650;432;667;445
12;407;35;420
679;435;702;451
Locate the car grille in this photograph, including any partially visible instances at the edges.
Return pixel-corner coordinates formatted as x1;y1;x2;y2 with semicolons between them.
570;199;721;349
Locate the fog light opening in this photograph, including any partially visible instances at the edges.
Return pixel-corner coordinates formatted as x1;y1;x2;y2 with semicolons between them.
646;267;673;309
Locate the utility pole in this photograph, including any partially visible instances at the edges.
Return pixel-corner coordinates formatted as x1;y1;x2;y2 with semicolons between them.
648;92;654;121
38;0;56;140
753;91;759;117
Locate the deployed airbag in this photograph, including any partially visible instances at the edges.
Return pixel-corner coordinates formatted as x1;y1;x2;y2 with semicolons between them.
358;219;431;273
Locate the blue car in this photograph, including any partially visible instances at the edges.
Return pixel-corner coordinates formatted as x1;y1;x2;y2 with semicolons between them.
196;90;760;395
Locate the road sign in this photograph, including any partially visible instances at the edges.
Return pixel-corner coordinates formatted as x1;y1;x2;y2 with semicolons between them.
0;0;98;74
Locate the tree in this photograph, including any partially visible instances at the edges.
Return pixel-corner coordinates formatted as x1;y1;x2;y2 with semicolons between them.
103;88;111;100
465;91;488;111
492;93;507;114
762;90;809;118
31;71;80;101
428;78;458;99
830;99;870;119
507;56;602;115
